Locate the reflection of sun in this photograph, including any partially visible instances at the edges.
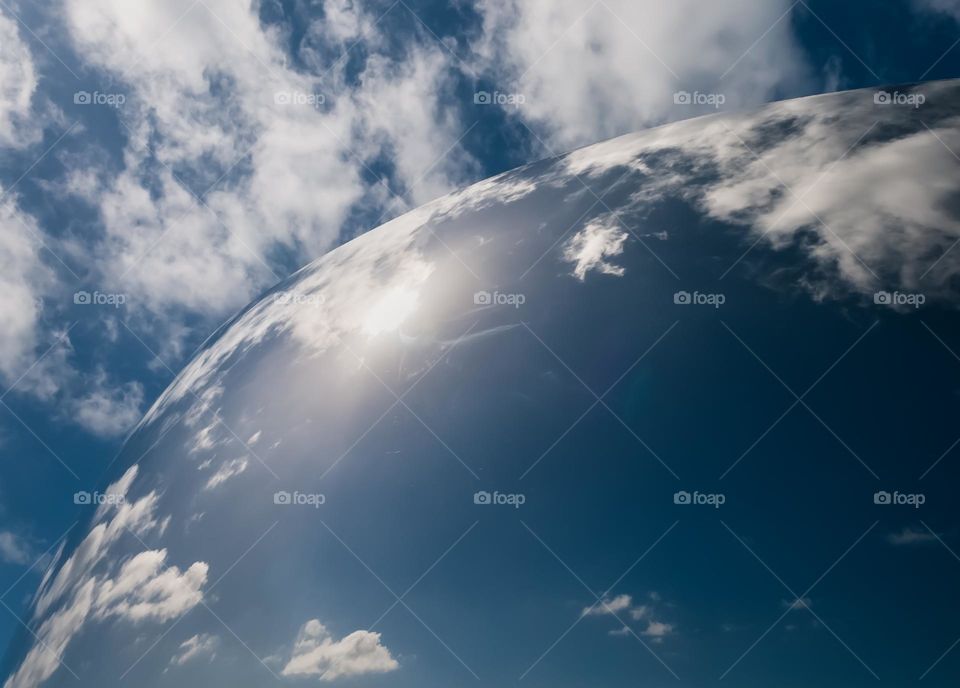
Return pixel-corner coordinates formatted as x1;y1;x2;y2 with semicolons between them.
363;287;420;337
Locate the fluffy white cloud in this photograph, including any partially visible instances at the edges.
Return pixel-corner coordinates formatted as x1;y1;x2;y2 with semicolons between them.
93;549;207;623
169;633;218;666
4;465;208;688
473;0;810;148
0;195;56;387
61;0;477;328
563;217;628;280
0;11;40;147
281;619;399;681
67;371;144;438
641;620;674;638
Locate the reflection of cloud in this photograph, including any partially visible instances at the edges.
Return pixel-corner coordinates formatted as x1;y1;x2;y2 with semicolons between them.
582;593;632;616
281;619;399;681
93;549;207;622
583;591;674;640
5;465;207;688
887;526;939;545
203;457;248;490
915;0;960;21
563;217;628;280
783;596;812;610
560;81;960;303
641;620;674;638
169;633;218;666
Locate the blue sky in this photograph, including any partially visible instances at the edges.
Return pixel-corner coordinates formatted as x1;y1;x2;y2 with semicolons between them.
1;0;960;680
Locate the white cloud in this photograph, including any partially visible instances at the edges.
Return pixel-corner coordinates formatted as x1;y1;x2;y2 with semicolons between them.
555;82;960;304
0;195;56;387
4;465;209;688
0;10;41;147
914;0;960;21
563;217;628;280
203;457;248;490
0;530;35;566
67;371;144;438
473;0;810;149
60;0;476;332
583;590;675;641
783;596;811;610
582;593;632;616
641;620;674;638
887;527;939;545
169;633;218;666
93;549;207;623
281;619;399;681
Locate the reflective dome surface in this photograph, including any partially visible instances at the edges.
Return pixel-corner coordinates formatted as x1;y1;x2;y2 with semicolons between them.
5;81;960;687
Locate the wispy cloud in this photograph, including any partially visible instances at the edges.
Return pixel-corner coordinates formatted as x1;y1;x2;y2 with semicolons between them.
887;526;939;546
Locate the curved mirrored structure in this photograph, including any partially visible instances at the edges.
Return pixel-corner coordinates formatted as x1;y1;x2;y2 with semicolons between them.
4;80;960;688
